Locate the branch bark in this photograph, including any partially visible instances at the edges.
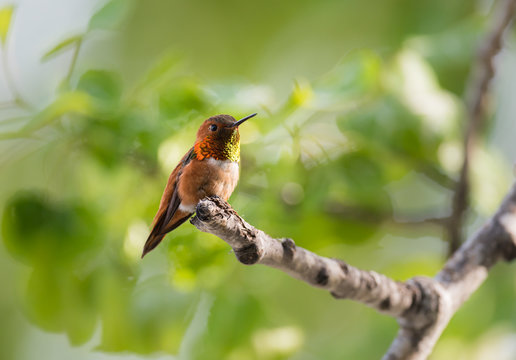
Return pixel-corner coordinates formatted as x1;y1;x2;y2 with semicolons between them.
448;0;516;254
191;183;516;359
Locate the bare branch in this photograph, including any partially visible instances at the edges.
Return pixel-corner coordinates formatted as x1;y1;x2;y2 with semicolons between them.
191;182;516;359
205;187;512;354
384;183;516;359
448;0;516;254
191;196;421;317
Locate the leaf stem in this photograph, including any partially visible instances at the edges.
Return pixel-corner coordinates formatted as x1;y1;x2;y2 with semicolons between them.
63;37;83;88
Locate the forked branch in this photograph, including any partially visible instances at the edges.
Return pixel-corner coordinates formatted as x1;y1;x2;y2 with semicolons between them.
191;182;516;359
448;0;516;254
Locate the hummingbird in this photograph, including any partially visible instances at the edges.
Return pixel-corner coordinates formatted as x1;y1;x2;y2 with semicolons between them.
142;113;257;258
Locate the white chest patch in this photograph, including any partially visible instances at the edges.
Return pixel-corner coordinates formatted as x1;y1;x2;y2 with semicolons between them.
205;158;240;197
206;158;239;175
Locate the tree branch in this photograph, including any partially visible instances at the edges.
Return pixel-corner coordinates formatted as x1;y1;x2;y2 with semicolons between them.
192;196;424;317
190;182;516;359
384;183;516;359
448;0;516;254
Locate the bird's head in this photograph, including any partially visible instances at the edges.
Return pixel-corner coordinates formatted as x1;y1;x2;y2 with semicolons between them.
194;113;256;162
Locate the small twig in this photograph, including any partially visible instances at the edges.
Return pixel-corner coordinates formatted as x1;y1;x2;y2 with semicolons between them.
448;0;516;255
417;163;457;190
390;216;450;229
325;202;450;228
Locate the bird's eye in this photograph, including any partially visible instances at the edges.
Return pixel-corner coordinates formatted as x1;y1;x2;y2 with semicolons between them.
209;124;217;131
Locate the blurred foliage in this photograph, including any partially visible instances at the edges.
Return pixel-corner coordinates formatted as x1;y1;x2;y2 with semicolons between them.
0;5;13;45
0;0;515;360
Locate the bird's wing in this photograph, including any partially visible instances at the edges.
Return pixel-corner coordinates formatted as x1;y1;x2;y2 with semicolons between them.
152;147;196;234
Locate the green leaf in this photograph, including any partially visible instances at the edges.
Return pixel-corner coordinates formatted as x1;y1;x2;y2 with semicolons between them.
41;35;82;62
2;192;102;265
314;50;382;107
18;91;94;135
77;70;122;104
159;80;208;118
0;5;14;45
0;91;94;139
138;52;182;89
88;0;134;31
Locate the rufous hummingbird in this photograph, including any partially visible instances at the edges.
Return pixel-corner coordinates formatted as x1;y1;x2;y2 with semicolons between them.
142;113;257;258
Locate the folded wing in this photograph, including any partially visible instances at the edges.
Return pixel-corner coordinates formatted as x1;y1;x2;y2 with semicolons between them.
142;147;195;257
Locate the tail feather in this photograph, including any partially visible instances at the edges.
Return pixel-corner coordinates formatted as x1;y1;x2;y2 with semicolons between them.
141;231;165;258
141;213;193;258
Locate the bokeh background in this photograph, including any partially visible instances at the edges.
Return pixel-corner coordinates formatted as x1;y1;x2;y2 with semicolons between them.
1;0;516;359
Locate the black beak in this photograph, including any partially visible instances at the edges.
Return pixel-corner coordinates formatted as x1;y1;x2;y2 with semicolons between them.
232;113;257;127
